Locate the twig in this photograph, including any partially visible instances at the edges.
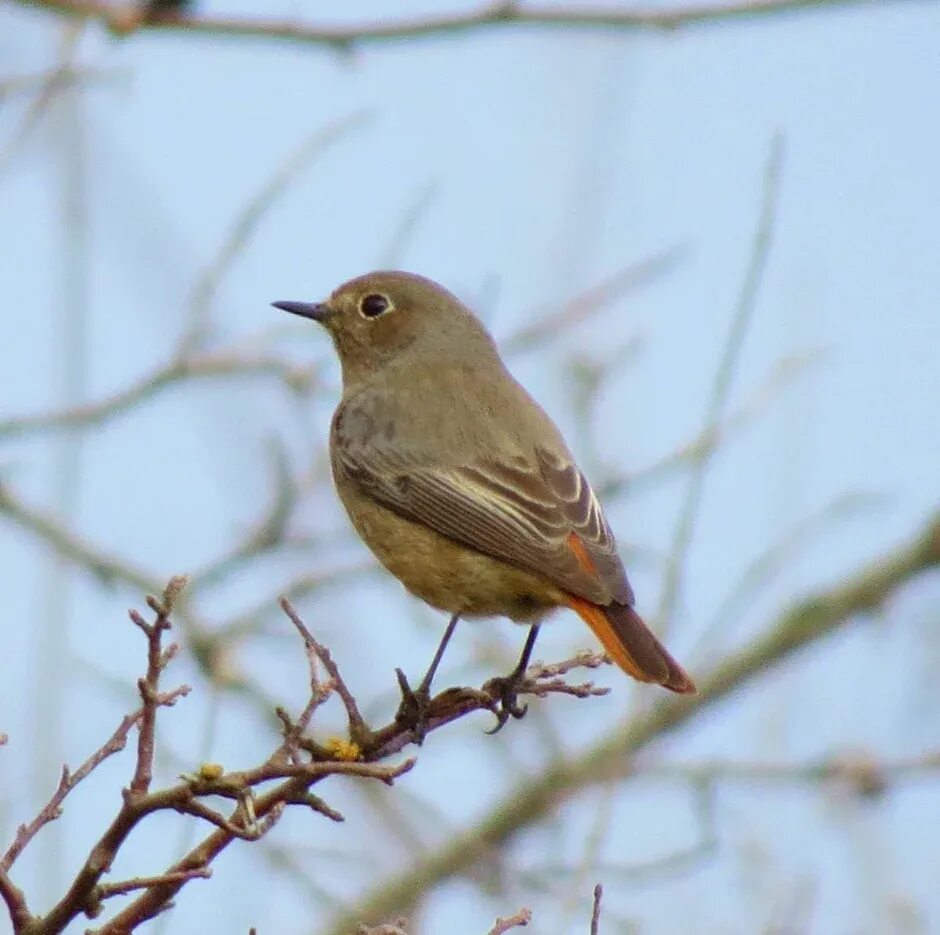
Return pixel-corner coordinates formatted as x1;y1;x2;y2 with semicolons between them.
503;246;685;354
130;577;189;794
590;883;603;935
627;749;940;797
95;867;211;900
656;136;784;636
87;754;415;934
280;598;372;745
190;440;298;591
526;651;608;680
0;64;127;101
0;481;157;592
0;26;83;176
0;684;188;874
600;348;823;499
0;351;314;441
378;182;440;269
693;492;884;658
356;922;408;935
8;1;905;49
226;559;376;634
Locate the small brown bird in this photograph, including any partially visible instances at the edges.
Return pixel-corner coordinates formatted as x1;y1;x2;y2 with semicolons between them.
274;272;695;733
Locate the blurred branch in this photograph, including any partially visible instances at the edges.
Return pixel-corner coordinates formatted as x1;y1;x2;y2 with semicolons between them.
657;136;782;634
598;348;824;500
323;508;940;932
0;351;316;441
519;778;717;889
9;1;908;49
693;491;885;658
502;245;685;355
189;440;297;591
0;479;158;592
0;480;246;692
179;110;372;355
0;26;82;176
0;65;126;101
378;182;440;269
631;748;940;798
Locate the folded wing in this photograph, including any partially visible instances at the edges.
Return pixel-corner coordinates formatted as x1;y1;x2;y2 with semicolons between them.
333;438;634;607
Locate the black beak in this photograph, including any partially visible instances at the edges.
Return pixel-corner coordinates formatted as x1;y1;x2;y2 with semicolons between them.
272;300;331;322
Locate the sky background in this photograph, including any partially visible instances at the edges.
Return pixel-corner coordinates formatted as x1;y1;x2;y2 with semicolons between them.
1;2;939;933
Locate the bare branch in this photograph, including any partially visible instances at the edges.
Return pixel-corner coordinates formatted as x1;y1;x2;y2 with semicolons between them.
95;868;211;900
487;907;532;934
502;246;685;355
0;684;188;875
0;871;31;932
130;577;189;795
0;480;157;593
5;587;601;933
190;440;298;591
0;64;127;100
0;27;82;176
280;598;372;745
692;492;885;658
631;748;940;798
356;922;409;935
7;1;905;50
599;348;824;499
656;136;783;636
590;884;603;935
0;351;315;441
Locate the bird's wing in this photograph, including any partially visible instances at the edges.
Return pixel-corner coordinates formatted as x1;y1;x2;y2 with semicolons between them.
334;438;634;607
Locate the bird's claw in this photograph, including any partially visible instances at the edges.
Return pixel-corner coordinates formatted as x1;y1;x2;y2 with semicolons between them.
394;668;432;745
483;673;529;735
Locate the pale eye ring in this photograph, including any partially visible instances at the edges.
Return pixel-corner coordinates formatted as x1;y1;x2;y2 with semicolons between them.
359;293;392;319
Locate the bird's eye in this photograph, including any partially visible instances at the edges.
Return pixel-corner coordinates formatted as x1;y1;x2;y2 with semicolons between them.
359;293;392;319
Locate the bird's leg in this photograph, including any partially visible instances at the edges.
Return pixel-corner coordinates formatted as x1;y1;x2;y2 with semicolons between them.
485;624;541;735
395;612;461;744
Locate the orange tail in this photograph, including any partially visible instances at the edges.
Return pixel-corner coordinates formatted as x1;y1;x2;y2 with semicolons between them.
565;595;696;694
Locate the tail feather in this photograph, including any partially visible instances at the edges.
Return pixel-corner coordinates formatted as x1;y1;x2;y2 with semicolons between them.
565;596;696;694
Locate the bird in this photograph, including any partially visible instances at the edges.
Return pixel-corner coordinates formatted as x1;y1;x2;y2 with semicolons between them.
273;271;695;735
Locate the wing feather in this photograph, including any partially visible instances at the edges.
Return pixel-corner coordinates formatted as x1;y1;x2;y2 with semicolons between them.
333;422;634;605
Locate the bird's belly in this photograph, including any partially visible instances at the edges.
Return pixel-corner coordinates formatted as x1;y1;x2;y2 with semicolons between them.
338;485;562;622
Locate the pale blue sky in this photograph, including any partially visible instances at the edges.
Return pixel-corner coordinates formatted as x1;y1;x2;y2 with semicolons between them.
1;2;939;933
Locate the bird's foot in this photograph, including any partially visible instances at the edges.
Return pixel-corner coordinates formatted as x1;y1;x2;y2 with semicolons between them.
394;669;433;745
483;671;530;735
